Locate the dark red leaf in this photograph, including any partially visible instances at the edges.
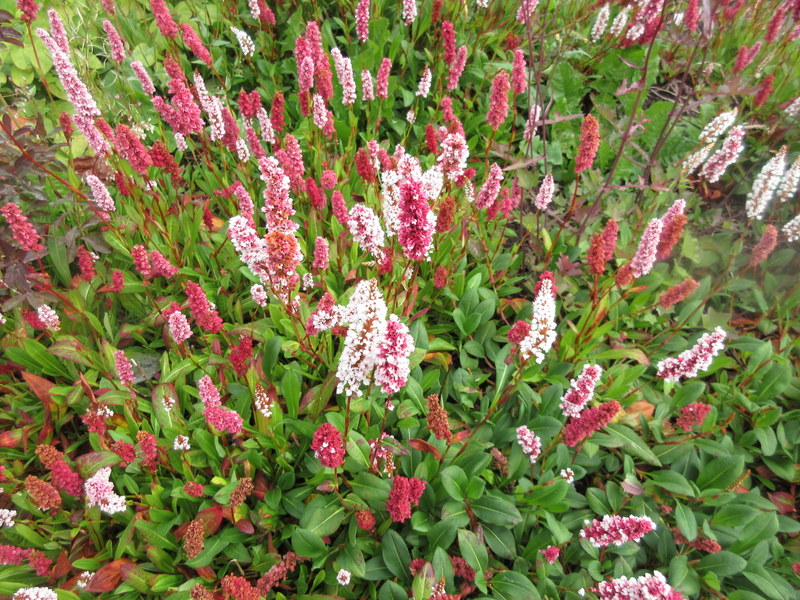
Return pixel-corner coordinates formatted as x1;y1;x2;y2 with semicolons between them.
235;519;255;534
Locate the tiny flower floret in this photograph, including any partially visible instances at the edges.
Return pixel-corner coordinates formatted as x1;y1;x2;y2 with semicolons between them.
336;569;351;585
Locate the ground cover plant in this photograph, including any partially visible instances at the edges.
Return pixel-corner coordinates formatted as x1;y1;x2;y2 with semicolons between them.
1;0;800;599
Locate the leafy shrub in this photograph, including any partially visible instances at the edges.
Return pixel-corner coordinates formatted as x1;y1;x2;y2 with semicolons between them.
0;1;799;600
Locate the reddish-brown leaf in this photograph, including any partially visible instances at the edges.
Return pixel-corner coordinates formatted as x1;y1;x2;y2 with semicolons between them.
768;491;795;515
196;566;216;580
175;506;223;539
235;519;255;534
627;400;655;419
85;558;135;593
252;470;270;502
52;550;71;579
402;285;420;318
0;428;25;448
21;372;55;407
407;438;443;460
22;371;55;443
453;430;471;443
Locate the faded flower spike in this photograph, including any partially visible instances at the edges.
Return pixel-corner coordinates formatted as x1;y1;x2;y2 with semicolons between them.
84;467;126;515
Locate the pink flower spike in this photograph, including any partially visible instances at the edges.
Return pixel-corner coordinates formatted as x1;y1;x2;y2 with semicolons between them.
84;467;126;514
355;0;370;42
629;218;663;278
114;350;135;387
348;204;385;257
149;0;178;39
180;23;212;66
447;45;467;91
397;179;435;261
594;570;683;600
476;163;503;209
36;305;60;331
656;327;727;382
17;0;39;24
518;273;557;363
516;425;542;464
699;125;745;183
540;546;560;564
376;58;391;98
402;0;417;24
511;49;527;95
361;70;375;101
580;514;656;547
486;71;510;130
676;402;712;431
560;364;603;417
168;311;192;344
517;0;540;23
386;475;426;522
563;401;620;447
130;61;155;96
311;423;345;468
535;173;555;210
313;237;330;270
374;315;414;395
1;203;44;252
102;20;126;62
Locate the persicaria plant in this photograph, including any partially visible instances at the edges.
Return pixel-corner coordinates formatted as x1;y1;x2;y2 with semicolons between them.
0;1;799;600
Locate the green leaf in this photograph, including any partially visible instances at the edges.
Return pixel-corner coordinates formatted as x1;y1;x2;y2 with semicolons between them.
133;520;177;551
674;502;697;541
345;430;372;469
75;451;126;478
729;512;778;553
151;383;176;431
696;551;746;578
753;363;791;402
291;528;327;559
458;529;488;590
470;494;522;526
48;234;71;286
299;495;345;537
282;367;301;418
742;567;794;600
441;466;468;501
490;571;541;600
382;529;411;582
484;525;516;559
379;581;409;600
523;479;569;510
649;471;696;497
186;534;230;568
426;518;459;551
696;455;745;492
669;555;700;597
593;424;662;466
